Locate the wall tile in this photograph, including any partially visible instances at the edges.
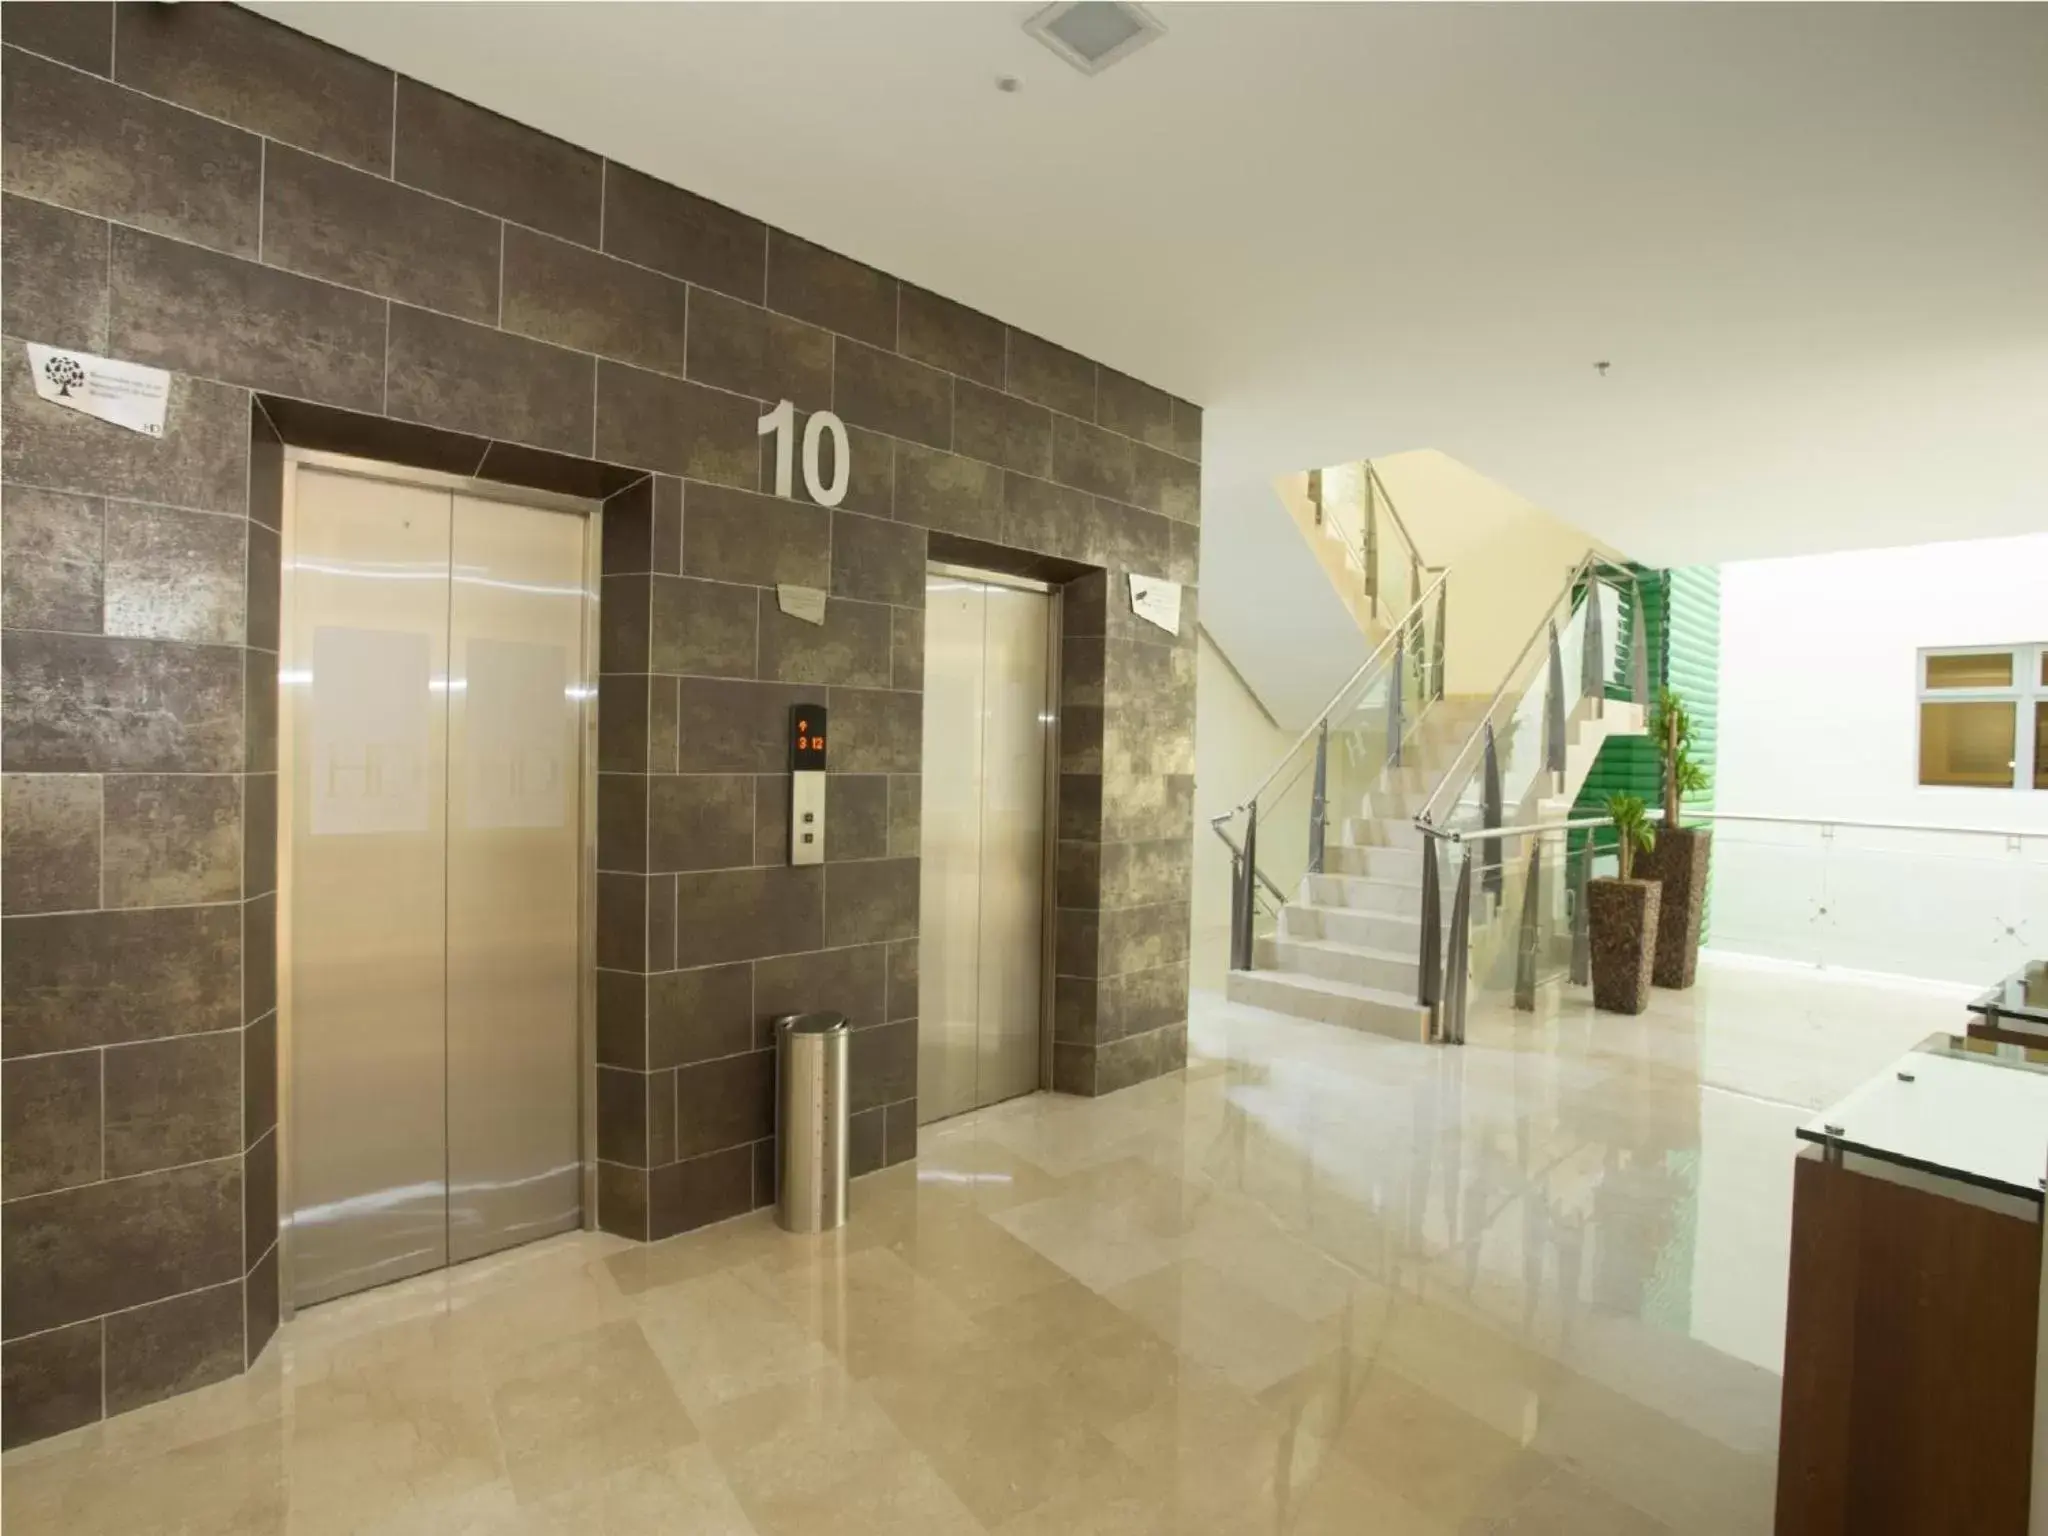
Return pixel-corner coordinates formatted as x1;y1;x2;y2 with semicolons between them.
1;773;98;915
649;774;755;872
1097;370;1176;452
601;477;653;576
1;1047;99;1199
650;576;759;679
680;484;828;589
955;383;1052;478
637;676;680;774
754;943;886;1041
472;440;641;500
1001;474;1092;564
648;1144;751;1239
752;773;788;866
600;574;649;674
1092;1021;1187;1095
1056;840;1101;912
1132;442;1201;523
891;609;924;693
596;1161;648;1242
108;227;384;412
771;410;894;521
0;1319;101;1451
387;304;594;456
597;772;647;872
886;938;918;1022
823;775;887;862
1055;908;1099;980
1058;771;1102;843
596;1065;648;1167
1096;900;1190;976
759;597;891;688
765;231;896;350
1053;975;1095;1046
830;511;924;609
241;774;276;905
2;2;111;72
1050;415;1135;503
648;1067;677;1166
848;1105;884;1177
650;478;684;573
833;340;950;450
252;395;480;483
243;1010;275;1148
685;289;831;412
596;872;646;972
102;1030;239;1177
673;1049;772;1160
1;1156;240;1337
103;1276;243;1417
603;165;765;302
1170;399;1202;463
1096;963;1189;1045
850;1018;917;1115
1103;770;1194;844
673;864;822;967
261;145;499;324
751;1136;776;1209
899;285;1004;387
674;677;807;774
246;521;280;654
393;78;601;245
244;1232;277;1362
115;1;392;172
825;686;921;774
595;362;758;487
102;502;244;645
824;857;918;947
1;46;259;256
244;654;277;774
2;902;239;1055
892;443;1001;540
597;675;648;773
241;892;274;1024
648;962;752;1069
101;773;240;908
647;871;678;971
886;775;921;860
502;225;690;377
246;400;283;530
1006;329;1095;420
2;193;108;352
882;1101;918;1166
596;969;646;1069
0;486;101;634
3;341;248;515
3;632;243;773
1101;837;1192;909
1051;1041;1093;1097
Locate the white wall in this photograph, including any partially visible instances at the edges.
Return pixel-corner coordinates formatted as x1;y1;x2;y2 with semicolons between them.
1713;533;2048;984
1190;628;1293;990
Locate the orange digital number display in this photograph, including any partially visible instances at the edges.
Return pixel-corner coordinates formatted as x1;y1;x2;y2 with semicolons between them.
790;704;828;770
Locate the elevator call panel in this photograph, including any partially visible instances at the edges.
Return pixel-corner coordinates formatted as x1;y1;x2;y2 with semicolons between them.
790;704;827;865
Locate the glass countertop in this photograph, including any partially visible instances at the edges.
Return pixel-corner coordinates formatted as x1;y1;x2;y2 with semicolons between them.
1796;1033;2048;1205
1967;959;2048;1029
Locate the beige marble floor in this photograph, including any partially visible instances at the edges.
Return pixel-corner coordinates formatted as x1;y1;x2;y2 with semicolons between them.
0;952;1954;1534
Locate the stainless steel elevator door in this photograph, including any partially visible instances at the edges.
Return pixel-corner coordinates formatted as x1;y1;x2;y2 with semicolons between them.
285;464;589;1309
918;570;1053;1125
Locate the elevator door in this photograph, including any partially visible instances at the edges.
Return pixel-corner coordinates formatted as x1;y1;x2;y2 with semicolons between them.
919;569;1054;1124
285;461;589;1309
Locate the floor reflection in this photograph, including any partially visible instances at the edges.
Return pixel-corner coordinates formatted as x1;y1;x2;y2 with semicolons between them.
1;953;1948;1534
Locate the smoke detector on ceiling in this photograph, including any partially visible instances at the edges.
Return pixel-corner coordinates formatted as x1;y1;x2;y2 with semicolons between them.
1023;2;1165;76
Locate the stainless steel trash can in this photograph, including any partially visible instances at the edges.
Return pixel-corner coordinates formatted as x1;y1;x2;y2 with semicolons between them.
775;1013;849;1233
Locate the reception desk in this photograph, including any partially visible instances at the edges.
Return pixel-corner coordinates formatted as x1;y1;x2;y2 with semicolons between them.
1775;1034;2047;1535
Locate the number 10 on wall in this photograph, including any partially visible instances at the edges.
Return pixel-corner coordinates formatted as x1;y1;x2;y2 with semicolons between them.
757;400;851;507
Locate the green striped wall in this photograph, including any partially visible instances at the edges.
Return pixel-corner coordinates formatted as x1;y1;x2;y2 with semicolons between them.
1573;566;1722;936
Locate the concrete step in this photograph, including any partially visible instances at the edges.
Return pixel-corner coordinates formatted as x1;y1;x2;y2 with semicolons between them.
1282;902;1445;952
1257;933;1418;993
1303;871;1424;913
1226;968;1432;1043
1322;842;1424;880
1339;815;1425;850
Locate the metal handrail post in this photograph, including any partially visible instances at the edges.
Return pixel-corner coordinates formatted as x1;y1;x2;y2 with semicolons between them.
1513;840;1542;1011
1628;577;1650;706
1568;836;1591;986
1363;468;1379;619
1582;573;1605;719
1307;719;1329;876
1481;723;1503;906
1543;618;1566;792
1235;802;1259;971
1386;635;1405;769
1418;836;1442;1037
1432;580;1448;702
1445;845;1473;1044
1228;848;1247;974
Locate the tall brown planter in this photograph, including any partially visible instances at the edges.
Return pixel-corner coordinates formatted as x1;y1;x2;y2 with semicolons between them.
1588;878;1661;1014
1639;825;1712;989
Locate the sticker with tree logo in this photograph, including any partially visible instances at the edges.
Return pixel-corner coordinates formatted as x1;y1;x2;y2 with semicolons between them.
25;343;171;435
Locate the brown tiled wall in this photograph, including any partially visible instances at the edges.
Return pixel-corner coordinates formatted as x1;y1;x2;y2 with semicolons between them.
0;0;1200;1445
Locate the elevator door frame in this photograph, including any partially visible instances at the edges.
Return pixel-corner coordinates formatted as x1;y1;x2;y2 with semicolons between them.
924;562;1062;1113
275;448;603;1321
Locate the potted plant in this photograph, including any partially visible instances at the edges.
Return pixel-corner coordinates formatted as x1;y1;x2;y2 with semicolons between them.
1639;688;1713;989
1588;794;1661;1014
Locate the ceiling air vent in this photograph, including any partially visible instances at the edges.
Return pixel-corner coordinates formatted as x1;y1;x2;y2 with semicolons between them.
1024;1;1165;76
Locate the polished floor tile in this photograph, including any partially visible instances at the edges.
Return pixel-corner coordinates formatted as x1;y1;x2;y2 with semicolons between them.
1;953;1947;1533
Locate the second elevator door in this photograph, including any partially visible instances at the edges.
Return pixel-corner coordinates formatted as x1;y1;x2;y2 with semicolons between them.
287;462;588;1309
918;569;1053;1124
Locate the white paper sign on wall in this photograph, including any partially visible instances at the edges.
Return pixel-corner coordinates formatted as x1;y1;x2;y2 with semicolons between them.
777;584;828;626
25;343;170;437
1128;574;1182;636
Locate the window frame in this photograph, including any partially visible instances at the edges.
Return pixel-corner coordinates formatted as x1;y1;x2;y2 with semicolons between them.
1916;643;2046;792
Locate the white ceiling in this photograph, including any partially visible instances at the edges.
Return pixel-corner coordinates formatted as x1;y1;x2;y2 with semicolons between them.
265;2;2048;566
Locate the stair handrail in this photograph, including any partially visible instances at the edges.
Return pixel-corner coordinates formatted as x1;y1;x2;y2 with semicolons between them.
1411;550;1636;830
1364;460;1431;577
